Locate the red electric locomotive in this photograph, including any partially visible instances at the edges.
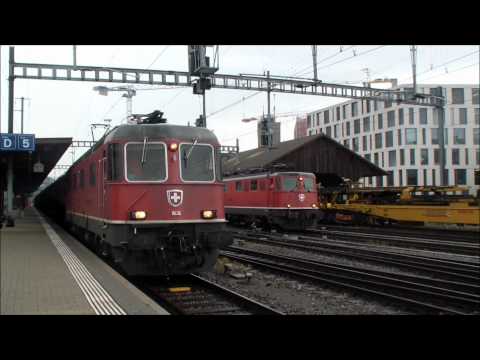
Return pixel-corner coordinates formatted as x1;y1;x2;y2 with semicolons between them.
35;111;232;276
223;170;319;230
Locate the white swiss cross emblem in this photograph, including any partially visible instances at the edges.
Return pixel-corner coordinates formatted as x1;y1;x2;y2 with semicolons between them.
298;193;305;202
167;189;183;207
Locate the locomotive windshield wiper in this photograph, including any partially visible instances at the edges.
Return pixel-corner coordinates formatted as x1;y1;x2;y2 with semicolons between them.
184;137;199;166
141;136;149;165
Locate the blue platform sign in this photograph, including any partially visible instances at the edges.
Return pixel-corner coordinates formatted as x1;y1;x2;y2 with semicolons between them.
0;133;35;151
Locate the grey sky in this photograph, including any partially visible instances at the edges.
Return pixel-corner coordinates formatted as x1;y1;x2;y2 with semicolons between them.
1;45;478;178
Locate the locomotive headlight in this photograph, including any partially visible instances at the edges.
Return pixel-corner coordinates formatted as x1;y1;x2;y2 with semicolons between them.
169;143;178;151
312;203;318;208
287;204;291;208
131;211;147;220
201;210;217;219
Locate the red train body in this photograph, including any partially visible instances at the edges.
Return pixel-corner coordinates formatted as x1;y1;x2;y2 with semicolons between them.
36;121;232;276
224;171;319;230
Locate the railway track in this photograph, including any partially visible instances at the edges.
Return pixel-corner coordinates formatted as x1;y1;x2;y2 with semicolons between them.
316;224;480;244
231;230;480;285
303;228;480;256
137;274;284;315
220;246;480;315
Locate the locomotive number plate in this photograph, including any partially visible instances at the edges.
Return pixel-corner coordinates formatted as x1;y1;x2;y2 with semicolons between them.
172;210;182;216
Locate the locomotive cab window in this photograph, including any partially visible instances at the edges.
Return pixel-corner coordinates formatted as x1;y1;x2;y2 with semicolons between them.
250;179;258;191
304;177;315;192
125;142;167;182
180;143;215;182
235;181;243;192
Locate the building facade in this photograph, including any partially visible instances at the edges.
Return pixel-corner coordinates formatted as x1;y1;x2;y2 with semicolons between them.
294;116;308;139
305;84;480;193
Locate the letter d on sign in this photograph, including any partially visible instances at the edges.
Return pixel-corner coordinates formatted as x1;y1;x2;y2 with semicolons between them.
3;138;12;148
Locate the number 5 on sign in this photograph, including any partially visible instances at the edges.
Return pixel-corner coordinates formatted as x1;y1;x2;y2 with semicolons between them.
18;135;35;151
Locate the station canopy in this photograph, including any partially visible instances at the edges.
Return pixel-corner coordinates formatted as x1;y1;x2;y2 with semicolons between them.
222;134;387;187
0;137;72;196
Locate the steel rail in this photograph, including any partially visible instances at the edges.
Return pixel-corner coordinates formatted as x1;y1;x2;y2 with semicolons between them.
139;274;283;315
304;228;480;256
232;231;480;286
314;224;480;244
220;247;480;315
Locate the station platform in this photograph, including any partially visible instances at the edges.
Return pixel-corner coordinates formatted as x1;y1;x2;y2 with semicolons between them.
0;208;169;315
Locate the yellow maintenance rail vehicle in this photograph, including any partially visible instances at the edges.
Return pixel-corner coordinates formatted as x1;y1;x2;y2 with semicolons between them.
319;184;480;227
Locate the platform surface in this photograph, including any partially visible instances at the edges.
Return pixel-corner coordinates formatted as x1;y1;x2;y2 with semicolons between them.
0;208;169;315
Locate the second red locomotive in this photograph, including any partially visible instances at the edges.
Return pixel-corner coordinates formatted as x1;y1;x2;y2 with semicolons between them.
223;170;319;230
35;111;232;276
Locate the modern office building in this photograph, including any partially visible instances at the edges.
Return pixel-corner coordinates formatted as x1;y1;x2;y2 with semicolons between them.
303;84;480;193
294;116;308;139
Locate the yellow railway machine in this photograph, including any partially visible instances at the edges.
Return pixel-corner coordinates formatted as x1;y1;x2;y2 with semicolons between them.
320;186;480;226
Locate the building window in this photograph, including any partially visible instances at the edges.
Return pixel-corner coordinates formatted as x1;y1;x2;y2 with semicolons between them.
307;115;312;128
476;149;480;165
410;149;416;165
406;169;418;185
454;128;466;145
398;108;404;125
452;148;460;165
326;126;332;137
376;176;384;187
366;100;371;113
352;137;359;152
387;110;395;127
362;135;368;152
444;128;449;144
434;149;440;165
459;108;467;125
377;114;383;129
443;169;449;185
385;131;393;148
346;121;351;136
400;149;405;165
343;139;349;148
316;113;320;126
423;169;428;186
399;169;403;186
432;169;436;186
405;128;417;145
421;149;429;165
334;124;338;138
454;169;467;185
354;119;361;134
336;107;341;121
388;150;396;167
381;152;385;168
365;153;371;162
374;100;378;111
324;110;330;124
374;153;379;166
375;133;382;149
387;171;394;186
409;108;414;125
363;117;370;132
431;128;439;145
451;88;465;104
473;88;479;105
422;128;426;145
473;128;479;145
465;149;469;165
342;105;347;120
397;129;402;146
419;108;428;124
351;102;358;117
475;108;480;124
